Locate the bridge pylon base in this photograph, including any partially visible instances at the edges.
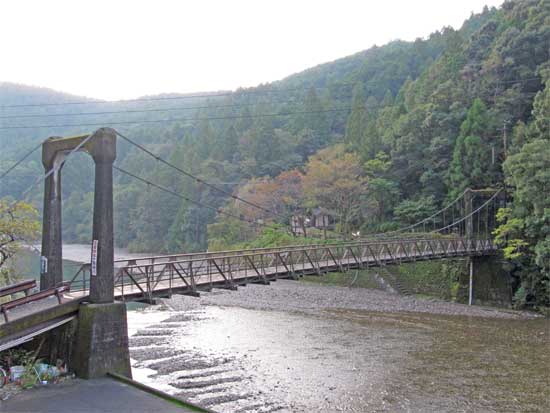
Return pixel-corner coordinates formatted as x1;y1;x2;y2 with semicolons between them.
73;302;132;379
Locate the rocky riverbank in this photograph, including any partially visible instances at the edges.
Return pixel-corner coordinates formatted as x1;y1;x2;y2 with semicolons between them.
169;279;536;319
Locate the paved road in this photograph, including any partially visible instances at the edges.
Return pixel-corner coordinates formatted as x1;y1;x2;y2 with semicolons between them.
1;377;207;413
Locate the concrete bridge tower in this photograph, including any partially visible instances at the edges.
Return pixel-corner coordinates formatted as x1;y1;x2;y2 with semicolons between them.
40;128;131;378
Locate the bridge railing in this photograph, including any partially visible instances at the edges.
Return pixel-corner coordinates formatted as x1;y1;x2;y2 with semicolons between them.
66;236;441;290
66;237;496;301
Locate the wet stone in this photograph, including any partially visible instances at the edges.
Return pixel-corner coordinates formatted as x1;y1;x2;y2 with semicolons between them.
147;323;185;329
129;336;169;347
130;346;183;362
170;376;244;390
199;392;255;407
134;329;174;337
176;386;233;399
176;369;234;380
163;313;206;323
147;354;233;375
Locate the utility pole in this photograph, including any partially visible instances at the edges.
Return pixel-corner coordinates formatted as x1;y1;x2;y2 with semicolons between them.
502;120;509;207
469;258;474;306
503;121;508;161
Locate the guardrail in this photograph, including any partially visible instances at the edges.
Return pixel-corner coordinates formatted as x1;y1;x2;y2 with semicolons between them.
1;284;70;322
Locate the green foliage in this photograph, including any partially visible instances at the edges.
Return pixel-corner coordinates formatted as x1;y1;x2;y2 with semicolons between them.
0;200;40;286
394;196;437;225
209;224;322;252
494;71;550;307
363;152;400;227
0;348;34;370
448;99;495;196
394;260;467;300
243;226;304;249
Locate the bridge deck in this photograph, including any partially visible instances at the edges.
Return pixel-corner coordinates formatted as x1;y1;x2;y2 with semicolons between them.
66;237;495;302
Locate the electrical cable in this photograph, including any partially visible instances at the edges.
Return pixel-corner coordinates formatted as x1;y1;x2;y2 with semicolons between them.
0;76;540;110
0;96;351;120
0;83;356;109
0;108;352;130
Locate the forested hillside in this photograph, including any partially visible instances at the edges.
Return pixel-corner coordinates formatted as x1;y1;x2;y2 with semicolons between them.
1;1;548;306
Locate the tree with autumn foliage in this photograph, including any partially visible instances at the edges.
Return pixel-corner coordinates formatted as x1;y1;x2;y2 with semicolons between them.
231;170;304;223
208;170;304;249
302;145;368;236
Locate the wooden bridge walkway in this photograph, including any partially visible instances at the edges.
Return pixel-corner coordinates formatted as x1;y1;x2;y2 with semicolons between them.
65;237;496;303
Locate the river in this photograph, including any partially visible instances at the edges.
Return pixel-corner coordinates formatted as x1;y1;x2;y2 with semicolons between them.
127;282;549;412
13;243;148;284
15;244;550;412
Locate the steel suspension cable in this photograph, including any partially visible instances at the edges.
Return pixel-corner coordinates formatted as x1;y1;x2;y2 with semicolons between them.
379;189;470;236
115;131;289;222
0;140;44;180
113;165;269;229
432;189;503;234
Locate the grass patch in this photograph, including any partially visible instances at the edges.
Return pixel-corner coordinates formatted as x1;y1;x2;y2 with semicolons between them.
301;270;381;289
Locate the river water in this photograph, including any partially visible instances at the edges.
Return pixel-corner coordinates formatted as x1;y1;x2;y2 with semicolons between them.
127;283;549;413
16;244;550;411
13;243;147;284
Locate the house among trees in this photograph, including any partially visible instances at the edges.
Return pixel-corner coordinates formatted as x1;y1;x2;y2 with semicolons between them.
311;207;333;230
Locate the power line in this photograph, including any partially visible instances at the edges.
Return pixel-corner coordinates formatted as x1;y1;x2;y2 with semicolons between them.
1;76;541;111
0;108;352;130
2;77;541;119
2;74;544;192
498;77;541;84
113;165;269;229
1;92;534;131
0;96;343;120
0;79;543;131
0;84;355;109
115;131;289;221
0;140;43;180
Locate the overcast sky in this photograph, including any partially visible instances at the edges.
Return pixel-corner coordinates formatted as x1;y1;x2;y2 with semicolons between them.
1;0;503;100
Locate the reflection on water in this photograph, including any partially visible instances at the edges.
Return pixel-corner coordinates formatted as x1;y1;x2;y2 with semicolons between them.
127;304;549;412
9;248;82;285
11;243;150;287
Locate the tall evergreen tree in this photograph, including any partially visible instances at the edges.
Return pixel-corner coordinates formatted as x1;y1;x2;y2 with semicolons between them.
344;82;366;151
447;98;493;196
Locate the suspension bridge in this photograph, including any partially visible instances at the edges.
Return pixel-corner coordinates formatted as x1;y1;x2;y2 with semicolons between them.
0;128;506;381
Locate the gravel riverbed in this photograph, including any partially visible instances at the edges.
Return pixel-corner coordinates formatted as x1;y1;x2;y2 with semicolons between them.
166;279;536;319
